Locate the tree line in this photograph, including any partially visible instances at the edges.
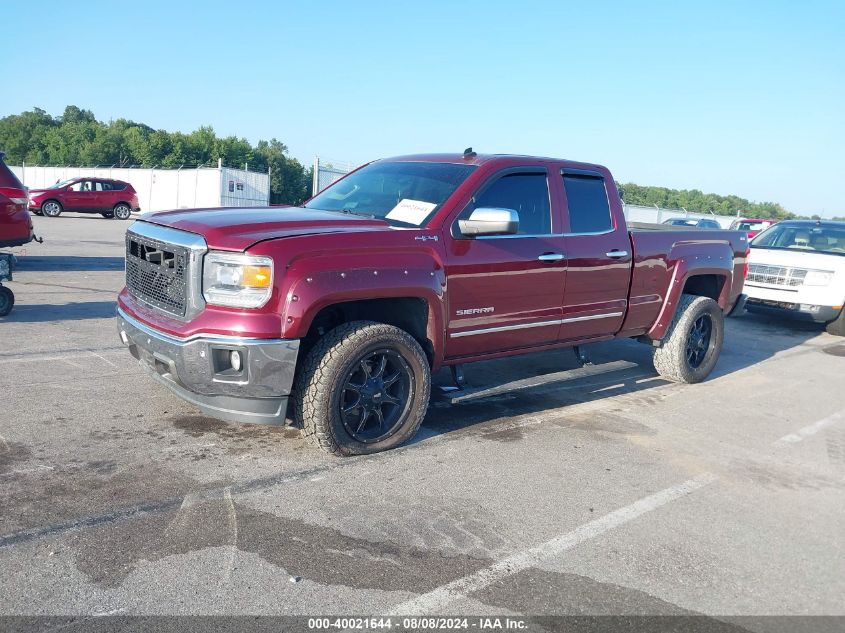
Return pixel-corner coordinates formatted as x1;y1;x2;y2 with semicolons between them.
0;106;311;205
617;182;797;220
1;106;840;219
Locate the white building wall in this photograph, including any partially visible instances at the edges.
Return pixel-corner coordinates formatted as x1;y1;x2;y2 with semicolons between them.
10;164;269;214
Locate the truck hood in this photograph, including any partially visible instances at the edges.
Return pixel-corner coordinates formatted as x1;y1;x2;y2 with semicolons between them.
140;206;389;251
749;246;845;271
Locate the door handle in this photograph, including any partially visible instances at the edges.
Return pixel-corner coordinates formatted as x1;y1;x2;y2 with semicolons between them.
538;253;565;262
606;250;629;258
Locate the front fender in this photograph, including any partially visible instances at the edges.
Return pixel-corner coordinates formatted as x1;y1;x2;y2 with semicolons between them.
279;253;447;362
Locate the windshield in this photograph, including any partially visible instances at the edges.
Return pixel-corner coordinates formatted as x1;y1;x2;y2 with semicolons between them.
304;161;476;227
751;223;845;256
49;179;75;189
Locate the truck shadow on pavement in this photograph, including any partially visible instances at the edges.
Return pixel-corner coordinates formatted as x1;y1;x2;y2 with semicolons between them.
1;300;116;322
15;255;125;272
417;315;824;444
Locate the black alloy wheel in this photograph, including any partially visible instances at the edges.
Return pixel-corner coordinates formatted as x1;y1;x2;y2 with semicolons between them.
339;349;413;443
686;314;714;369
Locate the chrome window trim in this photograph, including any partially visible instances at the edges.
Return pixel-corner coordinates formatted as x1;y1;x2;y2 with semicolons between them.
562;228;615;237
126;221;208;321
477;232;566;240
449;312;624;337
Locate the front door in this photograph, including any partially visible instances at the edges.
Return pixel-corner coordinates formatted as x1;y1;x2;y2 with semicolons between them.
557;170;632;341
64;180;97;211
444;169;567;358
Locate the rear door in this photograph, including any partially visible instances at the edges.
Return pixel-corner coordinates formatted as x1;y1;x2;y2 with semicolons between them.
557;169;632;340
94;180;115;210
444;167;567;358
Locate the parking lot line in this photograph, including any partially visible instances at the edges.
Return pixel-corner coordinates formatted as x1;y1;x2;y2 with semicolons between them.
774;409;845;445
387;472;717;615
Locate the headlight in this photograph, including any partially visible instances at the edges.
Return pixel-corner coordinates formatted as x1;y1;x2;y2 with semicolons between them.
202;252;273;308
804;270;834;286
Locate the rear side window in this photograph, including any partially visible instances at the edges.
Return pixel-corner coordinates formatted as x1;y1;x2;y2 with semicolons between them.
0;159;24;189
562;174;613;234
111;182;126;191
470;173;551;235
95;181;112;191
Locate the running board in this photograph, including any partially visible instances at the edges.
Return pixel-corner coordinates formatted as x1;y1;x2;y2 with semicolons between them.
440;360;639;405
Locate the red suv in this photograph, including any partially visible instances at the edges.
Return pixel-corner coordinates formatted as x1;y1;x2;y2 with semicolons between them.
29;178;140;220
0;152;37;248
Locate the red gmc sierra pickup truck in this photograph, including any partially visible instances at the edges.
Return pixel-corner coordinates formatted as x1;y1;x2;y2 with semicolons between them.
117;152;748;455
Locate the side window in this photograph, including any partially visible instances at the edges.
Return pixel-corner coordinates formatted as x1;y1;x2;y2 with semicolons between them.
68;181;84;192
111;182;126;191
470;173;551;235
96;181;114;191
562;174;613;234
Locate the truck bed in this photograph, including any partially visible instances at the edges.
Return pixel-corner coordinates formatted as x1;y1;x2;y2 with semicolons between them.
618;224;748;338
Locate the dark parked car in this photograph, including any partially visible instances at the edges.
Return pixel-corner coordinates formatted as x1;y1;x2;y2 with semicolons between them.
0;152;37;248
661;217;723;229
29;177;140;219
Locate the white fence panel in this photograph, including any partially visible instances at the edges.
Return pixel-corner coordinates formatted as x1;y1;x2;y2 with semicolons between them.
11;164;269;214
221;167;270;207
623;204;734;228
312;157;352;195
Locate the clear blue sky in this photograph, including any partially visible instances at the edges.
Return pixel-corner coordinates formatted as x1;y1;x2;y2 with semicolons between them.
3;0;843;216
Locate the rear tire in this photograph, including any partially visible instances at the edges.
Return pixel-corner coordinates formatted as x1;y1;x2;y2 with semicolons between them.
113;204;132;220
653;294;724;384
293;321;431;456
826;307;845;337
0;286;14;317
41;200;62;217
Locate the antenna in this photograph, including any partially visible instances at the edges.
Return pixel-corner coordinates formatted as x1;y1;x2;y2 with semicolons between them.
463;147;477;159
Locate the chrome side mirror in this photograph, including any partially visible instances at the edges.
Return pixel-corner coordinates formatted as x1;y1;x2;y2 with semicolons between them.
458;207;519;237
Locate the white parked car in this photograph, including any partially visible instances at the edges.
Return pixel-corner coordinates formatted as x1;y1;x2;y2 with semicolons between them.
745;220;845;335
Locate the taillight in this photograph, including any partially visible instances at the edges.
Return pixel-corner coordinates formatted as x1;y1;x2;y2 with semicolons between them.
743;248;750;279
0;187;28;205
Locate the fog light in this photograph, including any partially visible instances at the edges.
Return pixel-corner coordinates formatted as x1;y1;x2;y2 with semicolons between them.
120;330;129;344
230;350;242;372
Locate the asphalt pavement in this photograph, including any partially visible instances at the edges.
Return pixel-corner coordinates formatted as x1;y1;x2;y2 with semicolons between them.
1;214;843;629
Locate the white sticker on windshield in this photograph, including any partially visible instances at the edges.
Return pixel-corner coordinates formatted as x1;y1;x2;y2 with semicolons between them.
385;199;437;225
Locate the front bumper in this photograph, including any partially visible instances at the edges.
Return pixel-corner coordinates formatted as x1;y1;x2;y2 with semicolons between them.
117;307;299;425
745;298;840;323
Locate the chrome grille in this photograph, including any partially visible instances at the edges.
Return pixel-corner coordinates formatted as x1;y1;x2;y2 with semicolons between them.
747;264;808;287
125;231;189;317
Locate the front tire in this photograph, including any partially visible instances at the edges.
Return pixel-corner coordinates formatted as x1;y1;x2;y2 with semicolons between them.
826;307;845;337
113;204;132;220
293;321;431;456
653;294;724;383
0;286;14;317
41;200;62;217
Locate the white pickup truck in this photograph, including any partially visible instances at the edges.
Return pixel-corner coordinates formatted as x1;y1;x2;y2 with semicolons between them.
745;220;845;335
